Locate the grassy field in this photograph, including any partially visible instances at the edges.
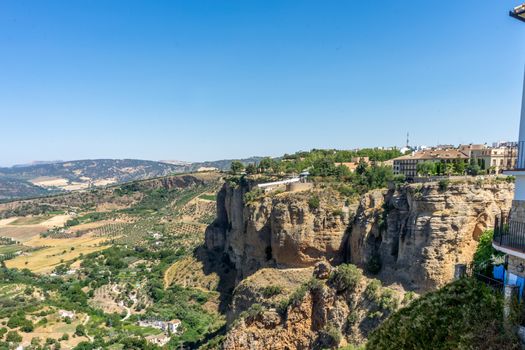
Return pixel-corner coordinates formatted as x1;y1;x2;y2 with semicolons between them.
5;234;111;273
9;215;52;225
199;193;217;201
0;244;29;254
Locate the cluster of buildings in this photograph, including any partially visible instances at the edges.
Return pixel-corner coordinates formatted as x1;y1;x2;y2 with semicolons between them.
390;142;518;178
137;318;181;335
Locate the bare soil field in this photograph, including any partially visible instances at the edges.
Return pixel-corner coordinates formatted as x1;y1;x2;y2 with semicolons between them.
30;176;70;187
5;214;70;228
0;214;71;242
0;226;46;242
5;233;110;273
21;312;90;349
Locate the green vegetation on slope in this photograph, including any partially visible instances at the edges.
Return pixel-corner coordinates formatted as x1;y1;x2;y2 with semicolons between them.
472;229;505;275
0;174;224;349
366;278;518;350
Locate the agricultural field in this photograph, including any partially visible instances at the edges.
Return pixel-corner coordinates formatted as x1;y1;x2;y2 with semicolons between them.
9;215;53;225
0;172;225;349
5;233;111;273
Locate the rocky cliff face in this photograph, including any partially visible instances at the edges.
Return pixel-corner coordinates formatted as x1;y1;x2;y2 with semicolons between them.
349;180;514;291
206;179;513;290
205;181;351;280
224;262;404;350
208;178;514;349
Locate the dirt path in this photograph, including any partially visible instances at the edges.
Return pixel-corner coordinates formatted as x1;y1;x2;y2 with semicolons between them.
83;315;93;342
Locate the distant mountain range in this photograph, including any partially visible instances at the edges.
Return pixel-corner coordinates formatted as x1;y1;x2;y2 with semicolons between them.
0;157;264;201
11;160;64;168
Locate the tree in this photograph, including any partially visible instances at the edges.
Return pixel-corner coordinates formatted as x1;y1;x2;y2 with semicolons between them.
417;161;437;176
355;159;369;175
6;331;22;343
334;164;351;180
453;160;466;175
480;158;486;170
230;161;245;174
445;162;454;176
73;342;95;350
245;163;257;175
467;159;481;176
75;324;86;337
310;158;336;177
258;157;274;173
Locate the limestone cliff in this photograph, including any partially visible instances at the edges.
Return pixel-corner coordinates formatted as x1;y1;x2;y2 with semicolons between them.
223;263;405;350
208;177;514;349
205;180;351;280
205;178;513;291
349;179;513;291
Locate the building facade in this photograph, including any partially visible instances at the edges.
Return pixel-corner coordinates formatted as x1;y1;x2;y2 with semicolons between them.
392;149;469;177
470;146;518;174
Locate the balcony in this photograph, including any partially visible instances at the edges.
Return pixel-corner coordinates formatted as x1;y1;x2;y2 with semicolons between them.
493;215;525;253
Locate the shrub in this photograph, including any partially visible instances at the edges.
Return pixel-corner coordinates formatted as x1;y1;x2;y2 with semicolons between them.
276;279;324;316
6;330;22;343
261;285;283;298
367;278;518;350
308;196;320;210
332;209;344;217
473;229;504;275
244;304;264;321
329;264;362;292
364;279;382;302
378;288;398;313
338;345;366;350
402;291;416;305
438;179;450;191
20;320;34;333
65;218;80;227
288;285;308;307
244;188;264;203
366;253;382;275
347;310;359;326
367;310;383;319
75;324;86;337
306;278;324;293
318;324;342;349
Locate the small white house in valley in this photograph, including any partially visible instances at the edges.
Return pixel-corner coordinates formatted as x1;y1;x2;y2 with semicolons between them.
58;310;76;319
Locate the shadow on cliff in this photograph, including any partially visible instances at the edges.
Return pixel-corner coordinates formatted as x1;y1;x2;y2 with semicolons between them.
191;245;237;314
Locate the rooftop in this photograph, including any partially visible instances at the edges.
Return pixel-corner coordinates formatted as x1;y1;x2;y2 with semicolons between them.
393;149;469;161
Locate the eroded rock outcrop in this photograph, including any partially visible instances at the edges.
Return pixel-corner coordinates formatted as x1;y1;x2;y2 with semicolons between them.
205;180;351;280
224;264;405;350
349;180;514;291
206;178;513;291
210;177;514;349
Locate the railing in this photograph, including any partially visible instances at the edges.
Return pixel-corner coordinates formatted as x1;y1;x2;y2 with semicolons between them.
493;215;525;253
473;271;505;293
464;264;505;294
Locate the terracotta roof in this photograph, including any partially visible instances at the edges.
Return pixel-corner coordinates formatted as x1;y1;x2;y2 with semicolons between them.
393;150;468;161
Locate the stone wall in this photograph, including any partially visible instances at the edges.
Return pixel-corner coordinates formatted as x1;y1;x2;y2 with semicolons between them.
511;200;525;224
508;255;525;279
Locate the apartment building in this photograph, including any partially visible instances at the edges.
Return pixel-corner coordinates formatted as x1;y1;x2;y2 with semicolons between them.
392;149;469;177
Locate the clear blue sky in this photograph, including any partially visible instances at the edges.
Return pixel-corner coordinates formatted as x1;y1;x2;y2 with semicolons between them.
1;0;525;166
